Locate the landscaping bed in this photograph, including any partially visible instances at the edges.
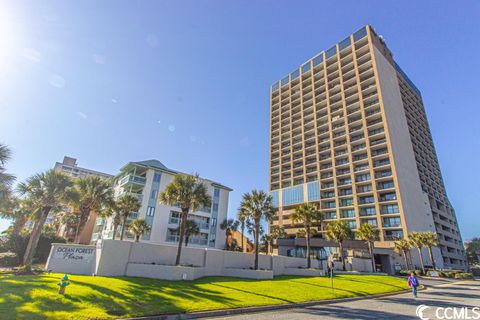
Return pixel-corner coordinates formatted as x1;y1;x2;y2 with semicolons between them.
0;273;409;320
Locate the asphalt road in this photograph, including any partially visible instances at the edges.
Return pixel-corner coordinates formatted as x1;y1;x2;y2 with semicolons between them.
207;278;480;320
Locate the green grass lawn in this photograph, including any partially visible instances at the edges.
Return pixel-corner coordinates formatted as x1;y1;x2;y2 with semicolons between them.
0;272;409;320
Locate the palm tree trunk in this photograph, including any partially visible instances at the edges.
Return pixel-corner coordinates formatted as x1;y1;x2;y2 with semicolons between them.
12;216;27;237
254;221;260;270
135;234;140;242
185;236;189;247
175;209;188;266
23;207;51;267
340;241;346;271
225;230;230;250
241;224;245;253
417;247;425;274
112;223;118;240
402;250;408;269
74;211;90;244
120;215;128;240
74;219;81;243
369;241;375;272
427;246;436;270
306;230;311;268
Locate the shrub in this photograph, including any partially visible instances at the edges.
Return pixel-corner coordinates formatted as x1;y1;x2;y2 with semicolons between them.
0;231;66;266
438;271;447;278
454;272;474;279
0;252;18;267
471;267;480;277
399;269;422;276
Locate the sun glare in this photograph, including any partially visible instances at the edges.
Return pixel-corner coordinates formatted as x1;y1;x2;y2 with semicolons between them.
0;6;21;69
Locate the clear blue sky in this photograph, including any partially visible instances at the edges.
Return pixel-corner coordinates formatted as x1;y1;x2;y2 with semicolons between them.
0;1;479;240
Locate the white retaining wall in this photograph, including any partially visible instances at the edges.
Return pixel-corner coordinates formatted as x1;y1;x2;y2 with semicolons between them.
46;240;370;280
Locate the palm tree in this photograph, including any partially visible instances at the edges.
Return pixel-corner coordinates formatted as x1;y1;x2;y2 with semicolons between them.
422;232;439;270
72;176;113;243
96;201;121;240
112;211;122;240
17;170;73;267
357;223;380;272
237;207;249;252
0;144;15;197
128;218;151;242
240;190;276;270
325;220;353;271
60;211;79;238
116;194;141;241
409;232;426;274
0;197;35;255
394;238;412;269
261;234;270;254
267;225;286;254
291;203;321;268
182;220;200;247
158;174;211;266
220;218;239;250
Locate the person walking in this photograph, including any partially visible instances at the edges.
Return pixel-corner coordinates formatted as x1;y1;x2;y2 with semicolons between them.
407;272;420;298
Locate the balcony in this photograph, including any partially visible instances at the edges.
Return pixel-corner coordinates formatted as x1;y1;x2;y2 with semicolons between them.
119;174;146;187
118;191;143;202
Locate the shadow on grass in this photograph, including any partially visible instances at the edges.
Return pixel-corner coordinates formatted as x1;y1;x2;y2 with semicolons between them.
0;274;410;320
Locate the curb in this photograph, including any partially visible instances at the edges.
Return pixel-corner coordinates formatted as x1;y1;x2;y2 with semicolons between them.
120;288;412;320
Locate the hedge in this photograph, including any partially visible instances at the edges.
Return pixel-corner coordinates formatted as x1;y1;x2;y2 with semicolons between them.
0;252;18;267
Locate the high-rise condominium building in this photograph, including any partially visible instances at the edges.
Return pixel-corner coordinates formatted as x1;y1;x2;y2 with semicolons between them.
269;25;467;270
94;160;231;250
54;156;113;180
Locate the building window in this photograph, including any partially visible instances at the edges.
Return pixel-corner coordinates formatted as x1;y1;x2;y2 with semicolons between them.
301;62;311;74
360;207;376;216
353;26;367;42
326;46;337;59
150;189;158;200
379;192;397;201
212;203;219;213
383;217;401;228
381;204;399;214
272;82;279;92
307;182;320;201
347;220;357;229
214;188;220;198
356;173;371;182
384;229;404;240
339;198;354;207
359;196;374;204
281;76;289;87
290;69;299;80
313;53;323;67
146;206;155;217
270;190;279;207
339;37;351;51
169;211;180;224
341;209;355;218
361;218;378;227
325;211;337;219
153;173;161;183
282;185;304;206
